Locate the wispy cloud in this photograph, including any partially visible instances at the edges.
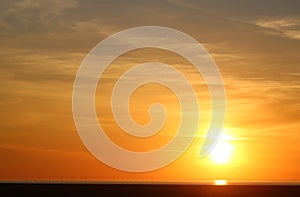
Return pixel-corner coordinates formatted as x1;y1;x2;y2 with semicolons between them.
71;19;120;36
5;0;78;20
167;0;207;12
255;17;300;40
0;0;78;32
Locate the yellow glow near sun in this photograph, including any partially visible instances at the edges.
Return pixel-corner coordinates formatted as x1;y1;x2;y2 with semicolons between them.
214;180;227;185
210;134;233;165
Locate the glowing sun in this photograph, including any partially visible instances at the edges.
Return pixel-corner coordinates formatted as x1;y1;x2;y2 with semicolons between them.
210;134;233;164
214;180;228;185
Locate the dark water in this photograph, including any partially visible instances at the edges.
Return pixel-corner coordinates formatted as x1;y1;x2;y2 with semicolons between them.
1;184;300;196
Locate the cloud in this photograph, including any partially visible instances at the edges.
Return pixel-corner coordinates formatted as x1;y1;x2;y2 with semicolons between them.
255;17;300;40
167;0;207;12
5;0;78;19
0;48;83;130
0;0;78;32
0;48;83;83
71;19;120;36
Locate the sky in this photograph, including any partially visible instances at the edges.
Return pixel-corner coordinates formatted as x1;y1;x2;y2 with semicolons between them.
0;0;300;182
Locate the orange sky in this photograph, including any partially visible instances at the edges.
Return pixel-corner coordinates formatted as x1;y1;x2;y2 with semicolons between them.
0;0;300;182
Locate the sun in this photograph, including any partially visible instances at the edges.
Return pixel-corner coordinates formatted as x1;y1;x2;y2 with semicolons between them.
209;134;233;165
214;180;228;185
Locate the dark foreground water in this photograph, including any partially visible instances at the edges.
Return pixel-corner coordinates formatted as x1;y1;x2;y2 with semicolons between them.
1;184;300;196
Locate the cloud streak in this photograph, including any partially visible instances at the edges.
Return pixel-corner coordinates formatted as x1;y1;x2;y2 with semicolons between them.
4;0;78;26
255;17;300;40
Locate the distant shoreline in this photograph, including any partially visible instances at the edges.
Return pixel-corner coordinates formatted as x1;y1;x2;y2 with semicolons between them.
1;184;300;196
